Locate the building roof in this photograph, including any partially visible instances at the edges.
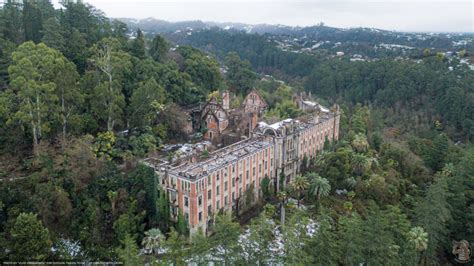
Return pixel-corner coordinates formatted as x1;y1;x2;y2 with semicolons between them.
169;138;271;181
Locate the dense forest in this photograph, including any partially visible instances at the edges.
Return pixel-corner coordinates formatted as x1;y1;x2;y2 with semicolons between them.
0;1;472;265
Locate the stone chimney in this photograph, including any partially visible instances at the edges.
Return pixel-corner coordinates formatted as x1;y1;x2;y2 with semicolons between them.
221;90;230;110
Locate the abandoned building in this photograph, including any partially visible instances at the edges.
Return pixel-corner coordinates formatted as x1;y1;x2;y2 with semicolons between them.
190;89;268;143
143;98;341;235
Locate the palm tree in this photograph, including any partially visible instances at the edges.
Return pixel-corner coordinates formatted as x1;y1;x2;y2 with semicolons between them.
350;153;371;176
408;226;428;265
351;133;369;152
308;174;331;201
289;175;309;207
142;228;165;255
408;226;428;252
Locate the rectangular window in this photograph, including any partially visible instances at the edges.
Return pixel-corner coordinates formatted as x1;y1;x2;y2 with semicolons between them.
253;167;256;176
246;170;250;180
240;174;243;183
216;200;220;210
225;196;228;205
199;212;202;222
184;196;188;207
185;212;189;221
217;173;220;181
198;196;202;206
239;188;242;196
232;192;235;201
217;186;220;196
208;176;211;186
224;181;228;191
208;190;211;200
208;205;212;214
259;164;262;173
232;178;235;187
232;164;235;173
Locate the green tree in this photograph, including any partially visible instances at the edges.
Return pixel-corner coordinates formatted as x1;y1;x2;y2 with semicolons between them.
289;175;309;206
8;41;67;155
242;214;275;265
307;215;339;265
189;231;212;264
130;28;146;59
426;133;449;171
54;59;82;142
142;228;165;255
90;37;132;131
225;52;256;95
42;17;66;52
162;228;187;265
127;77;166;129
179;46;222;93
176;210;189;236
93;131;116;160
22;1;44;43
9;213;52;261
307;173;331;201
211;214;241;265
149;34;169;62
337;213;365;265
115;234;142;265
157;187;170;232
414;172;451;264
281;211;312;265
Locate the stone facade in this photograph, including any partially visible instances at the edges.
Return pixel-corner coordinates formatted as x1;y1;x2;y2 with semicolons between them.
200;97;229;140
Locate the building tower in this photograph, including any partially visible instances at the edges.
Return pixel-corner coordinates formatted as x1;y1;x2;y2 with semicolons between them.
221;90;230;110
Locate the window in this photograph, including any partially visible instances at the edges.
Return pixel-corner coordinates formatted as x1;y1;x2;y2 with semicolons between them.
185;212;189;221
232;178;235;187
232;192;235;201
246;184;250;189
184;196;188;207
232;164;235;173
208;176;211;186
259;164;262;173
208;190;212;200
253;167;256;176
217;186;220;196
224;196;228;205
239;188;242;196
224;181;228;191
240;174;243;183
246;170;249;180
216;201;220;210
199;212;202;222
216;173;220;181
208;205;212;214
198;196;202;206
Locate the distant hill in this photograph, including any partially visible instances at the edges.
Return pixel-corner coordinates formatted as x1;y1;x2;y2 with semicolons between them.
120;17;474;52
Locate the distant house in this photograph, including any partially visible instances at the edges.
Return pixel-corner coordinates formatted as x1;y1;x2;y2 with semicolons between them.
336;51;345;56
242;90;267;115
200;96;229;141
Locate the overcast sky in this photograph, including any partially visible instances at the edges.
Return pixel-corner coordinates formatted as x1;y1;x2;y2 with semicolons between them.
61;0;473;32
